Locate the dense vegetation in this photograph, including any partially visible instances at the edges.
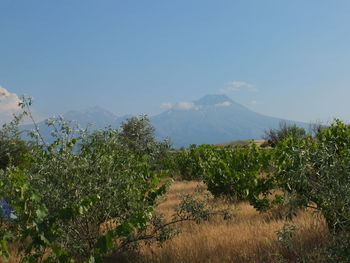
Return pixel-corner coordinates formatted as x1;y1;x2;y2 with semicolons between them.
1;98;350;262
172;120;350;262
0;109;174;262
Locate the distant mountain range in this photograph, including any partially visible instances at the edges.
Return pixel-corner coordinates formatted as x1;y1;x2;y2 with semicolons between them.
22;94;308;148
63;106;131;129
152;94;308;147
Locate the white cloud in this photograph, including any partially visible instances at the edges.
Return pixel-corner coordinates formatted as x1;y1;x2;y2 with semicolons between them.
228;81;254;88
215;101;232;107
160;102;173;110
250;100;263;105
0;86;22;125
176;101;197;110
0;86;47;126
220;81;257;94
0;86;21;111
160;101;198;111
219;87;239;94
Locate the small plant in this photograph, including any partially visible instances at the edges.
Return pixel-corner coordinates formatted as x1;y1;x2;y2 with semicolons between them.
276;224;298;247
274;224;299;262
170;185;234;230
263;121;307;147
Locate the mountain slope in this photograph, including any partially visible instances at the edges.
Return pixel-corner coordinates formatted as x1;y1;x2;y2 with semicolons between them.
151;94;308;147
21;107;130;142
63;106;119;128
20;95;308;148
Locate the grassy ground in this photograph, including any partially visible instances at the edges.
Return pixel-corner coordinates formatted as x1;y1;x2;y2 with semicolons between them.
108;181;329;263
217;139;266;147
1;180;329;263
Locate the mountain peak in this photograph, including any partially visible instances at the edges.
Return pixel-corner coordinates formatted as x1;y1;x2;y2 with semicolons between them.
63;106;118;128
194;94;233;106
76;106;113;114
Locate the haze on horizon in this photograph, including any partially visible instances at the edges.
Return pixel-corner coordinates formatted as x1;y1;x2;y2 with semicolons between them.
1;0;350;125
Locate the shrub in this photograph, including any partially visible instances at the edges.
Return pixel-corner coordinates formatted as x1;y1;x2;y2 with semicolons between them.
175;143;274;209
263;121;307;147
0;114;30;170
173;144;216;181
117;115;172;171
273;119;350;259
0;107;172;262
202;144;273;208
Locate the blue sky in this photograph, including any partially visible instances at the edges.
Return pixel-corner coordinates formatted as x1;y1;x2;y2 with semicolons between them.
1;0;350;123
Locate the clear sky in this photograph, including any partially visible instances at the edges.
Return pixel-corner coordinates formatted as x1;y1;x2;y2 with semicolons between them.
1;0;350;124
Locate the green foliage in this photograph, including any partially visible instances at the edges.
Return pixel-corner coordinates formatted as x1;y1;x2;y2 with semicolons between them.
106;184;232;253
0;167;95;262
327;232;350;262
117;115;172;173
2;97;350;261
263;121;307;147
274;119;350;232
172;119;350;260
173;144;216;180
118;115;170;156
0;102;172;262
0;113;30;170
174;185;233;223
173;143;274;209
272;119;350;259
276;223;298;247
118;115;155;153
203;144;272;206
34;120;169;260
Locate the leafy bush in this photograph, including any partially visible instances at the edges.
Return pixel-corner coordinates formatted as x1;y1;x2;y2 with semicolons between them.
118;115;155;154
173;143;274;209
202;144;274;208
0;114;30;170
117;115;172;173
173;144;217;180
273;119;350;259
0;105;172;262
274;119;350;232
0;167;100;262
1;102;228;262
263;121;307;147
2;97;349;261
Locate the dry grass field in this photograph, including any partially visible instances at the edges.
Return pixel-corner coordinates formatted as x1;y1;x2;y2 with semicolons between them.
217;139;266;148
1;180;330;263
108;181;329;263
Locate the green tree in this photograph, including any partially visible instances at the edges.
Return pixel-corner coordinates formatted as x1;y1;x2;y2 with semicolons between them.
0;99;229;262
1;115;172;262
263;121;306;147
0;114;30;170
273;119;350;261
118;115;156;154
117;115;172;169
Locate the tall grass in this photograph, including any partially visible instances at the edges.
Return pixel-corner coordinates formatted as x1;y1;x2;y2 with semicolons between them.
108;181;329;263
1;181;329;263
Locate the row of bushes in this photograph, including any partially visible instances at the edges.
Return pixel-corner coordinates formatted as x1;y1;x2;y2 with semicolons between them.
0;112;173;262
1;98;349;261
172;120;350;261
0;101;227;262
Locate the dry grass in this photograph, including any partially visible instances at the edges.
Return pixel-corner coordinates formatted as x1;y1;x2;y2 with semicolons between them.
1;181;329;263
217;139;266;147
108;181;329;263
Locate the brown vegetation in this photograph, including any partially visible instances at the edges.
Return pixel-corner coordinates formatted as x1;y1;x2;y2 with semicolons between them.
0;180;329;263
217;139;266;147
107;181;329;263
